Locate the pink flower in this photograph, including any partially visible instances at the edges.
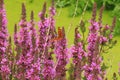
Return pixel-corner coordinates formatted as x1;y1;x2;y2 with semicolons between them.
109;33;113;39
105;24;110;30
100;36;108;44
1;65;11;75
1;58;7;64
89;21;99;31
0;1;10;79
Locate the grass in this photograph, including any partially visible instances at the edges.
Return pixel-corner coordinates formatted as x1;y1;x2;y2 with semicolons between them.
4;0;120;79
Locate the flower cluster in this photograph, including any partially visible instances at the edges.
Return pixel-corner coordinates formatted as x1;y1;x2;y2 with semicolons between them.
0;0;10;80
55;27;68;80
71;27;87;79
0;0;117;80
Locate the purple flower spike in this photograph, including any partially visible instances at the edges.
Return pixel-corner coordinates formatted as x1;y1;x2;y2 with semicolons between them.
71;27;87;79
55;27;68;80
0;0;10;80
16;3;35;80
42;57;55;80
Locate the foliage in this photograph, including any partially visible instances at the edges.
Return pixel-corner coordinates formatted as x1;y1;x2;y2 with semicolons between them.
112;4;120;36
55;0;70;8
55;0;120;17
29;0;34;3
55;0;120;36
55;0;89;17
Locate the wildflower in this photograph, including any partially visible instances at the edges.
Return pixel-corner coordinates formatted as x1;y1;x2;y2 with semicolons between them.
0;0;10;79
71;28;87;79
55;27;68;80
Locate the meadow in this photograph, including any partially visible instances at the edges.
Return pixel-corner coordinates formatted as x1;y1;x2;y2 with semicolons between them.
2;0;120;79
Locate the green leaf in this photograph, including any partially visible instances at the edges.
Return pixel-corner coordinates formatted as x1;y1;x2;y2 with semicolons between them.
101;63;109;71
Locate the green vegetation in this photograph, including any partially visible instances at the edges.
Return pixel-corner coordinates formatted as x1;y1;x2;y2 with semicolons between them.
4;0;120;79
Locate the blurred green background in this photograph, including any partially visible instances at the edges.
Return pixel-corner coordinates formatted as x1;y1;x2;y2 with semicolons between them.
4;0;120;79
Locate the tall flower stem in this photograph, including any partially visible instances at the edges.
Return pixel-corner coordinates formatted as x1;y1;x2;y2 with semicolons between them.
0;0;10;79
55;27;68;80
71;27;87;80
16;3;33;80
42;1;56;80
